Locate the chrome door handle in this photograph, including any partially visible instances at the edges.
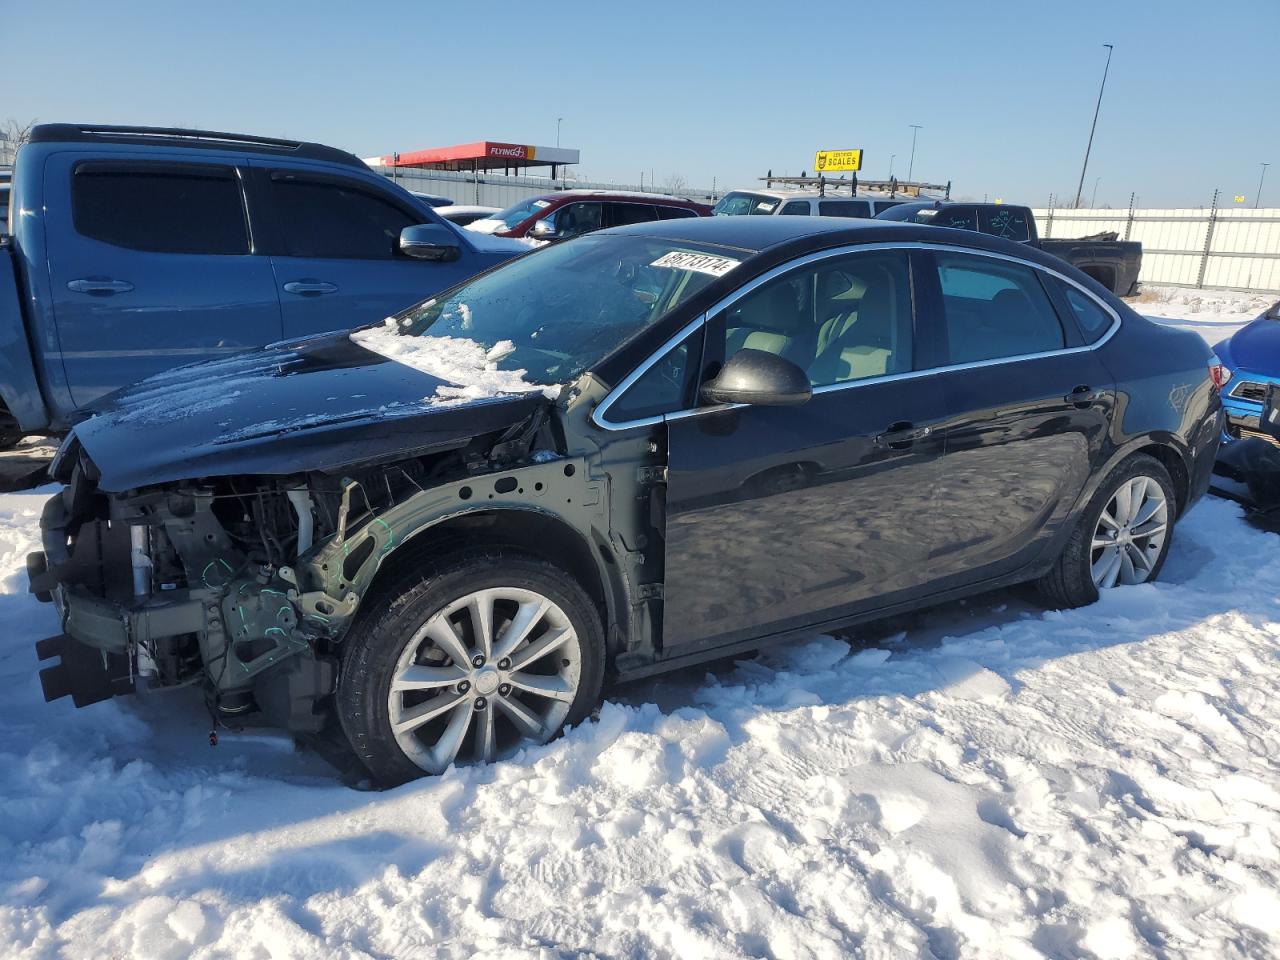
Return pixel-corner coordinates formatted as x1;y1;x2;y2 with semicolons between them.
875;422;932;449
67;278;134;295
282;280;339;296
1064;385;1104;406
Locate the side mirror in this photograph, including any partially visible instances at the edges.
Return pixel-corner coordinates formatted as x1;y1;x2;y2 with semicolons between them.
700;349;812;407
399;224;461;262
529;219;559;240
1266;300;1280;321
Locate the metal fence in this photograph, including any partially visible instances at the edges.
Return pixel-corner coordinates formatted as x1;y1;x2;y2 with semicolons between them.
1034;200;1280;294
371;165;719;208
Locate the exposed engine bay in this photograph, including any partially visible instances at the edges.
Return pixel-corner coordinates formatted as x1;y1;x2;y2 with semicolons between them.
27;386;655;741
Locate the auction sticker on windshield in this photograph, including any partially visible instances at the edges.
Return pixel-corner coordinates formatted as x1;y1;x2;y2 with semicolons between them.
650;251;740;277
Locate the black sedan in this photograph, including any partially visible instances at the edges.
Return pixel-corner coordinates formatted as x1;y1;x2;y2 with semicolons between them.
30;216;1223;784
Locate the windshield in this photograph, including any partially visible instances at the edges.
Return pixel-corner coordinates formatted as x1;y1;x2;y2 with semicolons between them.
712;192;780;216
363;234;745;388
489;196;555;230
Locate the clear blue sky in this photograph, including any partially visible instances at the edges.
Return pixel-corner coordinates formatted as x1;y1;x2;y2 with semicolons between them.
5;0;1278;207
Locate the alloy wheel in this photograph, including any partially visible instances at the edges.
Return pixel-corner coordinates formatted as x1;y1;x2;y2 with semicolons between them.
1090;475;1169;589
387;587;582;774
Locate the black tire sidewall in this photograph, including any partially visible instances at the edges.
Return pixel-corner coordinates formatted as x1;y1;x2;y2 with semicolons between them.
1059;454;1177;605
336;550;605;787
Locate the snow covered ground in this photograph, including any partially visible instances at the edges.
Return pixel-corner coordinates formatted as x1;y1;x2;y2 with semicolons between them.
1136;285;1276;346
2;480;1279;958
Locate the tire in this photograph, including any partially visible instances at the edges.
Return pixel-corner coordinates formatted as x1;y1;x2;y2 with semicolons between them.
1037;454;1176;609
336;548;605;786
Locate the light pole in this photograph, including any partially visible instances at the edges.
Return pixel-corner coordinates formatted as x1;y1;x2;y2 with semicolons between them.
556;117;563;147
1256;163;1270;209
1074;43;1114;208
907;125;922;182
889;153;896;179
1091;176;1101;208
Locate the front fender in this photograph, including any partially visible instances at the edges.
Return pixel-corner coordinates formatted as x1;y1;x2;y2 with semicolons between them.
298;456;635;645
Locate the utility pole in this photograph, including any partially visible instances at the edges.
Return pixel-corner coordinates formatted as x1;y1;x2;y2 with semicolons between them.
1074;43;1114;208
907;126;922;182
889;153;896;178
556;117;563;148
1256;162;1270;209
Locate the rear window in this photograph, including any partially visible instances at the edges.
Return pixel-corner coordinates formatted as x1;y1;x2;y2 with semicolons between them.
978;206;1032;242
818;200;872;218
712;192;779;216
933;207;977;231
72;163;248;254
1054;278;1114;342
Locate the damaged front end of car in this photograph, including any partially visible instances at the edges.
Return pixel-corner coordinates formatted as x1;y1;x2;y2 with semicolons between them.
27;377;653;743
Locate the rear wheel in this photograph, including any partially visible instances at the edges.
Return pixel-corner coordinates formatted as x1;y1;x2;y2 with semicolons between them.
1037;454;1175;608
337;550;605;785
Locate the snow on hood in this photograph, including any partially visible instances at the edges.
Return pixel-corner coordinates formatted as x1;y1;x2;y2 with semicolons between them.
464;218;506;235
351;320;561;404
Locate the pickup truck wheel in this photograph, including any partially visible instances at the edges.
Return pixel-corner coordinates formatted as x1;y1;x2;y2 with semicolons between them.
336;549;604;786
1037;454;1175;608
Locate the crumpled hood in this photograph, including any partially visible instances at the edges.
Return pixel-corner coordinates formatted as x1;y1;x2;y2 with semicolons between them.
73;331;549;492
1219;313;1280;376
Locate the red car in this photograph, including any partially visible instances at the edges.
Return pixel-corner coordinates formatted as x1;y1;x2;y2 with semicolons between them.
470;190;711;241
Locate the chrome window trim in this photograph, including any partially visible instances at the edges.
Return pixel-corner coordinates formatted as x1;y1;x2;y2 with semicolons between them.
591;240;1123;432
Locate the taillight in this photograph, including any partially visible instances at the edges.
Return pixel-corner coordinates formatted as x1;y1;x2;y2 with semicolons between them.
1209;354;1232;389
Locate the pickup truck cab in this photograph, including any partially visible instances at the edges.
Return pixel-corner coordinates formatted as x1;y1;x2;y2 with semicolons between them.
712;189;906;219
876;200;1143;297
0;124;523;443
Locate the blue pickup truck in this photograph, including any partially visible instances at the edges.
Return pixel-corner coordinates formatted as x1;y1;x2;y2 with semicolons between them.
0;124;522;446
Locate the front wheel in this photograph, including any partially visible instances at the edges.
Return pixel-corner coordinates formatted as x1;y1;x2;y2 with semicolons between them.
337;550;605;786
1037;454;1176;609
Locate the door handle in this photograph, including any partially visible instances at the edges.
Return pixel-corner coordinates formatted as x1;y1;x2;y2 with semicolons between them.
1064;385;1104;406
282;280;339;296
67;278;134;295
875;421;932;449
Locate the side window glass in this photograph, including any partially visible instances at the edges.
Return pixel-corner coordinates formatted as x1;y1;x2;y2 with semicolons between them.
818;200;872;218
557;202;604;237
936;253;1065;363
608;333;697;422
610;203;659;226
657;206;698;220
1055;278;1114;342
73;164;248;254
269;176;417;259
935;207;978;230
779;201;811;216
716;250;913;387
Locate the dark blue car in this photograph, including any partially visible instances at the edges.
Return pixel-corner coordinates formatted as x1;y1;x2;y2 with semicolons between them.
1214;300;1280;443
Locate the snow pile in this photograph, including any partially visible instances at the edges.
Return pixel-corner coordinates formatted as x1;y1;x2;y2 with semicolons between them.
1137;285;1275;344
351;321;560;403
1;491;1279;957
463;219;547;250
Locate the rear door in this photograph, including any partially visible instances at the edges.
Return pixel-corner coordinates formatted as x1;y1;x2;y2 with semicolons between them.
606;202;660;228
660;247;948;655
46;155;282;408
918;249;1115;585
253;165;477;338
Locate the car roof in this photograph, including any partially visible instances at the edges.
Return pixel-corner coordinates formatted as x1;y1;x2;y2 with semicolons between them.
538;190;703;204
598;215;1076;271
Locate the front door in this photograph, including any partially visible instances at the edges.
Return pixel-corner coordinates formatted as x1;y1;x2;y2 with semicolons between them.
918;250;1115;585
46;155;283;409
254;166;478;339
661;248;948;654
